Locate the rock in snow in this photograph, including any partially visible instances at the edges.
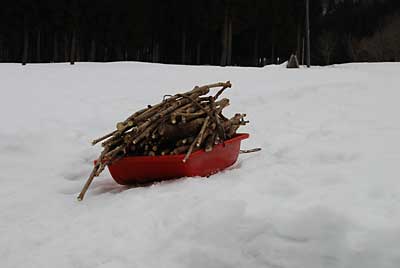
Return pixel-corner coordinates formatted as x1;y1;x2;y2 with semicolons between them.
0;62;399;268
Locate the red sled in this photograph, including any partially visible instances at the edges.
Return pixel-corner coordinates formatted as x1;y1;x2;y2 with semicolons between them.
106;133;249;185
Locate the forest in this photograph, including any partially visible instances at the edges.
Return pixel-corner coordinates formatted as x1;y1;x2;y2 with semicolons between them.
0;0;399;66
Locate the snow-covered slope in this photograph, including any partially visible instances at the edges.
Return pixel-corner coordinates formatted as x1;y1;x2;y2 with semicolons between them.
1;62;399;268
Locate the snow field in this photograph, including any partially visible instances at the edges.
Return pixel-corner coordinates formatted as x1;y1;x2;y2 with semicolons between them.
1;62;399;267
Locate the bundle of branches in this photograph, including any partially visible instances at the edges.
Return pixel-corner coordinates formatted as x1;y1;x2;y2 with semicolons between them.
77;81;248;201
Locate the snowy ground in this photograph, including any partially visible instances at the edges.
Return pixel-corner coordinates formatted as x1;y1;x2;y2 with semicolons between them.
1;62;399;268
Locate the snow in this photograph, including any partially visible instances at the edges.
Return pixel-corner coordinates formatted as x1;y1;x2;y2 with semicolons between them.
1;62;400;268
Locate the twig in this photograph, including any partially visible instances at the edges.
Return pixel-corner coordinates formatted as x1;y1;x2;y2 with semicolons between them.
196;116;210;147
239;148;262;154
214;80;231;99
91;130;117;145
77;147;110;201
183;116;210;163
205;132;217;152
77;164;100;201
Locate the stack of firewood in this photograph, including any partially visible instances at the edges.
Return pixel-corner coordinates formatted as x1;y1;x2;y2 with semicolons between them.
78;81;248;200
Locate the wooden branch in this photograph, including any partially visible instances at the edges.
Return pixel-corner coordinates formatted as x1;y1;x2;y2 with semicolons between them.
240;148;262;154
91;130;117;145
214;81;231;99
174;98;230;122
77;147;110;201
196;116;210;147
210;96;225;141
183;116;210;163
205;132;217;152
77;164;100;201
132;119;162;145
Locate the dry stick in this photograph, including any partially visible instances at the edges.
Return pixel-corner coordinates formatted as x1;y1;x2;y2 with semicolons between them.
95;163;107;177
169;88;227;124
196;116;210;147
210;96;225;141
77;164;100;201
222;114;246;128
185;105;198;114
171;103;193;124
124;106;151;122
182;104;229;124
201;122;216;146
131;119;163;145
175;111;204;117
177;94;214;117
205;132;217;152
91;131;117;145
219;112;228;121
176;94;225;144
104;143;126;159
114;104;166;135
183;116;210;163
174;98;229;118
101;147;126;172
176;136;195;147
120;92;184;126
221;114;248;139
77;147;110;201
102;134;125;149
104;110;164;153
240;148;262;154
214;81;231;99
178;94;227;142
131;125;154;144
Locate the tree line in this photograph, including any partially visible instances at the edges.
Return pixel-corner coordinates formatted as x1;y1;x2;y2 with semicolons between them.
0;0;399;66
